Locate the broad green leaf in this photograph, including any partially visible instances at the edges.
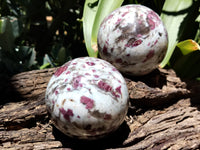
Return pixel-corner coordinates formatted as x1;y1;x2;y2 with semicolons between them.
83;0;99;57
169;40;200;78
196;14;200;22
194;15;200;44
160;0;199;68
177;39;200;55
56;46;71;65
83;0;123;57
0;19;5;34
195;26;200;44
0;16;19;52
173;50;200;78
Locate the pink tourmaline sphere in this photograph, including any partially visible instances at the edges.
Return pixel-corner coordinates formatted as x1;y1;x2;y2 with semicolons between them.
45;57;129;139
98;5;168;76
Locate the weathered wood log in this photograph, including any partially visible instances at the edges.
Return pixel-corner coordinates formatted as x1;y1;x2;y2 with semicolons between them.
0;68;200;149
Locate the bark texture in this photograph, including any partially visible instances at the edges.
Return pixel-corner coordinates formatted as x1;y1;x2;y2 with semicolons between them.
0;68;200;150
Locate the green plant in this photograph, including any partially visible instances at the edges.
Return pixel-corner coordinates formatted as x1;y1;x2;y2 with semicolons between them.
0;0;85;75
160;0;200;78
0;16;37;73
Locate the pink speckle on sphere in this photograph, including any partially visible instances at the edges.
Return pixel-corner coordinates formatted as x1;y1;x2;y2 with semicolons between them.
125;39;143;47
102;45;108;54
86;62;95;66
73;76;82;89
80;96;94;110
147;18;155;30
54;62;70;77
59;108;74;122
66;71;71;75
104;114;112;120
55;90;59;95
98;80;112;92
116;86;122;95
143;50;155;62
115;18;122;25
122;11;129;17
94;75;99;78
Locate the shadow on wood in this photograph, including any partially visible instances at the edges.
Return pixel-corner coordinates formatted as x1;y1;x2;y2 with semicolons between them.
52;121;130;150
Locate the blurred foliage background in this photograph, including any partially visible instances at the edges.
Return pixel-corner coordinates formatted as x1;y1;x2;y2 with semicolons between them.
0;0;199;79
0;0;87;75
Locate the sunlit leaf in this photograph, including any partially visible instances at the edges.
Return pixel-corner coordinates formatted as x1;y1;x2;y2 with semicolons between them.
177;39;200;55
160;0;199;68
83;0;99;57
40;63;51;69
83;0;124;57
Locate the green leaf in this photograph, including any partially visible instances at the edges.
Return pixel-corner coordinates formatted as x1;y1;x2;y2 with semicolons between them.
25;48;36;68
160;0;200;68
56;46;71;65
83;0;124;57
40;63;51;69
169;40;200;78
41;54;55;69
177;39;200;55
17;46;37;68
172;50;200;78
194;15;200;44
0;16;20;52
83;0;99;57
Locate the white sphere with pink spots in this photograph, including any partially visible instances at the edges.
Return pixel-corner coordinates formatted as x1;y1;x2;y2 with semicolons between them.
45;57;129;139
98;5;168;76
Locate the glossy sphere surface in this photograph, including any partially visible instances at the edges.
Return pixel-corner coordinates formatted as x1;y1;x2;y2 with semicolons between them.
45;57;129;139
98;4;168;75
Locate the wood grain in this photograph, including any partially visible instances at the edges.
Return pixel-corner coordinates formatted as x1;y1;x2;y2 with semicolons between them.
0;68;200;149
